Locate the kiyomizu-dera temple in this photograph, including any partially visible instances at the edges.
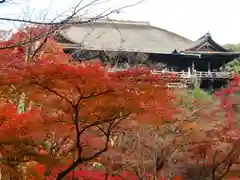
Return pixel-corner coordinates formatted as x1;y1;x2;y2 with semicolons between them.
55;17;240;90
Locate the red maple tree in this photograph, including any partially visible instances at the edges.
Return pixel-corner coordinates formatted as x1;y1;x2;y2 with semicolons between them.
0;27;178;179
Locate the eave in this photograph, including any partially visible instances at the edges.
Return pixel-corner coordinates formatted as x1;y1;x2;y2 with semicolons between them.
181;51;240;57
58;42;178;54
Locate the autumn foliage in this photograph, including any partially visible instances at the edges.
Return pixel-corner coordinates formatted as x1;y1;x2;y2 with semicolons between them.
0;26;239;180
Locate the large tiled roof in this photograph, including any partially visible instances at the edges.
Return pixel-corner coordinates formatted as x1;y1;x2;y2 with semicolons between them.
56;18;193;53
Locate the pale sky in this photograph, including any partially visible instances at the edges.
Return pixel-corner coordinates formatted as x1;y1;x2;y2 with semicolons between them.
0;0;239;45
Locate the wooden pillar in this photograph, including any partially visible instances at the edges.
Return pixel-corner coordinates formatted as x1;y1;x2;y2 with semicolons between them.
192;61;195;72
188;67;191;76
223;60;226;71
209;79;214;92
207;61;211;72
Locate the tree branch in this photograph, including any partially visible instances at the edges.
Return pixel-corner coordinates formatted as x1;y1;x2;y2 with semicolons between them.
218;162;233;180
0;0;144;25
33;80;74;107
56;122;112;180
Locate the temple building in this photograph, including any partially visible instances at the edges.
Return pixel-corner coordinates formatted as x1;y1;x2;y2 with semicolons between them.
55;18;240;90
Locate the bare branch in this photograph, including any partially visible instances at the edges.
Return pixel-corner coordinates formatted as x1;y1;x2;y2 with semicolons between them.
0;0;144;25
0;0;144;53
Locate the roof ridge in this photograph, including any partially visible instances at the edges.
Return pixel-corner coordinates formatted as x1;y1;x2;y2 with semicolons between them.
69;16;150;26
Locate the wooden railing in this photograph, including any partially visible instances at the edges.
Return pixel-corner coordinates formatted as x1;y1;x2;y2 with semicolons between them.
108;68;234;79
151;70;233;79
167;83;187;88
194;71;233;79
108;68;129;72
